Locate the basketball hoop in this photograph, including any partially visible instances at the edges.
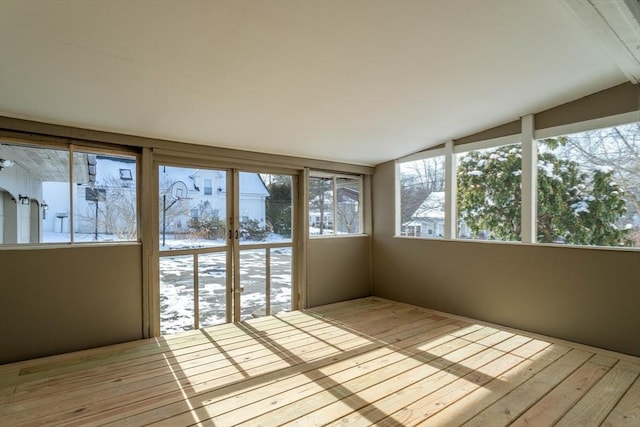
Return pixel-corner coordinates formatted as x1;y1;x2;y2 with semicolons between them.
169;181;188;201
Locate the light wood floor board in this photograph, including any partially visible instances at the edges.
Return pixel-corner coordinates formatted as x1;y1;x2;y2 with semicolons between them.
0;297;638;426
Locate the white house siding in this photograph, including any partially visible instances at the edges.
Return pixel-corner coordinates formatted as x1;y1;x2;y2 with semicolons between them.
161;167;269;234
42;182;70;235
0;161;44;243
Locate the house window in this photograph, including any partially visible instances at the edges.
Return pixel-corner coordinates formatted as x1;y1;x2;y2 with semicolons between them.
398;155;445;238
0;142;137;246
204;179;212;195
457;143;522;241
536;122;639;247
309;172;363;236
119;168;133;180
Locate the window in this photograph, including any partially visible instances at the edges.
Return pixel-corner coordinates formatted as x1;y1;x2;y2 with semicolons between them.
536;122;639;247
204;178;212;195
159;166;227;249
398;156;445;238
0;143;70;244
309;173;363;236
457;143;522;241
0;142;137;246
73;152;138;242
395;114;640;250
119;168;132;180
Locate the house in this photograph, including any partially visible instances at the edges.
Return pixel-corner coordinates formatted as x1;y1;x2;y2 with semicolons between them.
403;191;445;238
158;165;269;243
309;182;360;234
0;1;639;424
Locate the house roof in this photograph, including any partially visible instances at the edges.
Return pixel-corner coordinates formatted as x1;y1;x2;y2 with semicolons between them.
160;166;268;196
413;191;445;220
95;155;136;186
0;1;635;166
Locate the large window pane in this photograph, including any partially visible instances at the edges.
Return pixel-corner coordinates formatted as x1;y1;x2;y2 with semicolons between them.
398;156;445;238
199;252;227;328
160;255;195;335
239;173;292;244
0;143;138;246
160;166;227;250
537;123;639;247
239;249;266;321
457;143;522;241
309;176;334;236
309;173;362;236
73;152;137;242
336;177;361;234
270;247;292;315
0;143;70;245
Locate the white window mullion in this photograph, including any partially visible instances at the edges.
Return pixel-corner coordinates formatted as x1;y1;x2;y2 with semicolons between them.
444;140;456;239
521;114;537;244
69;145;75;243
394;162;402;236
332;176;338;236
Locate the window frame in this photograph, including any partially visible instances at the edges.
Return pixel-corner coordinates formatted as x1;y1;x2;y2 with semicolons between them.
454;137;524;242
395;148;447;239
0;140;140;248
534;112;640;248
394;110;640;251
308;171;364;238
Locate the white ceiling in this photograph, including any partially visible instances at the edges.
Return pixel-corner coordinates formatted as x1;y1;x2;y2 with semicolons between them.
0;0;628;166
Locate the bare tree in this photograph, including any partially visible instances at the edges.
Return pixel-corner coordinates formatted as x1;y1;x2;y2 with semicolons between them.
399;157;445;226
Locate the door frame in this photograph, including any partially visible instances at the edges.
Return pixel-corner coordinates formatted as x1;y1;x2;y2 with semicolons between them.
150;157;302;336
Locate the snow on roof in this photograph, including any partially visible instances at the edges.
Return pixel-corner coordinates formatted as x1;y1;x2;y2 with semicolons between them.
412;191;445;219
95;155;136;185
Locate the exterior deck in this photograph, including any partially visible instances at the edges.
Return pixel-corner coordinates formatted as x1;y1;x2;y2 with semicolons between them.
1;297;639;426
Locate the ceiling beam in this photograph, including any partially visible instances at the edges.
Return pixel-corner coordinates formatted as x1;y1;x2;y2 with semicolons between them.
562;0;640;83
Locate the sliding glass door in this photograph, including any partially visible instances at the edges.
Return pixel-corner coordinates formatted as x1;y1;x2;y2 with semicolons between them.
235;172;294;321
158;165;295;335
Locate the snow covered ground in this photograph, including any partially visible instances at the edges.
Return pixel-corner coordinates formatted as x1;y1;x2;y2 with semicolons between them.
159;246;292;335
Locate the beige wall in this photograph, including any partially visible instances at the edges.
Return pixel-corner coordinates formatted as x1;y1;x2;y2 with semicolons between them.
449;83;639;147
373;160;640;357
0;245;143;364
308;236;371;307
535;82;639;130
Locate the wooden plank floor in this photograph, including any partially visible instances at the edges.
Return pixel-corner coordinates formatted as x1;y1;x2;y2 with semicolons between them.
1;298;639;426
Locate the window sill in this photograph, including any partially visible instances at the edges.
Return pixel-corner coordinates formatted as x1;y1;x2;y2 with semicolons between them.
392;235;640;252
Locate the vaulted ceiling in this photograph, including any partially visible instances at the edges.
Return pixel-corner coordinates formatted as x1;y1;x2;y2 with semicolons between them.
0;0;634;166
